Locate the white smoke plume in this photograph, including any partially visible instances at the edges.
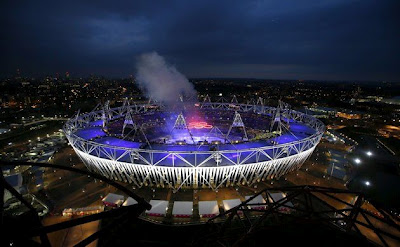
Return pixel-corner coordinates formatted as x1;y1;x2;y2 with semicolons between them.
136;52;197;106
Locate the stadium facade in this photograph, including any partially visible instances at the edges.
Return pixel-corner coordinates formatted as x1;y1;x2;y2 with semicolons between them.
64;96;325;191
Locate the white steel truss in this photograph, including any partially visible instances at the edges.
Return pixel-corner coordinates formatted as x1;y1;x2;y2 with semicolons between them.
226;111;248;141
64;98;325;191
172;112;195;144
173;112;189;130
122;110;135;135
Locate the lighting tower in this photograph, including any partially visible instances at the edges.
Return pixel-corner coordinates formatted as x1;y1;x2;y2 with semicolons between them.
119;98;130;115
203;95;211;104
270;100;291;134
104;100;112;119
172;112;195;143
270;105;283;134
101;109;108;128
231;95;238;104
226;111;248;141
257;97;264;106
173;113;189;130
122;110;135;135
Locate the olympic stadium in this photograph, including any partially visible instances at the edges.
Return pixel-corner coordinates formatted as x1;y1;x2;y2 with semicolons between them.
63;96;325;191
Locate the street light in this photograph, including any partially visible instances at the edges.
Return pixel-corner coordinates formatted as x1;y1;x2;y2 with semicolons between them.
365;181;371;186
354;158;361;164
366;151;373;157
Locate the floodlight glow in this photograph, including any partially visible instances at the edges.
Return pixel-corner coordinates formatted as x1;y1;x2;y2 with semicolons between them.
366;151;373;156
354;158;361;164
64;97;325;191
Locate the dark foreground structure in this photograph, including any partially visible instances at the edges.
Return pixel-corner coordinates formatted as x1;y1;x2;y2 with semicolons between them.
1;161;399;247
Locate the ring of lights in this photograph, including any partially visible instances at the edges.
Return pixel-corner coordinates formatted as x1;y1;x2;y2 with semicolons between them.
64;99;325;191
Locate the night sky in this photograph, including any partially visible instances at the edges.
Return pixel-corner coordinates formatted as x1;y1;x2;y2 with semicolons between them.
1;0;399;81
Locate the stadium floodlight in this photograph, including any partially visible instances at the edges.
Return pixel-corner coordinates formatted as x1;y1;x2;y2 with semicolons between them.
64;97;325;191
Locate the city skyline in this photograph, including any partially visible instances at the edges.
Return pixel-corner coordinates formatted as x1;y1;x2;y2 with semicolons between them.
2;1;400;246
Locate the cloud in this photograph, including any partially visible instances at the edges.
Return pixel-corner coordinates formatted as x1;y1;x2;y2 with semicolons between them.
0;0;399;80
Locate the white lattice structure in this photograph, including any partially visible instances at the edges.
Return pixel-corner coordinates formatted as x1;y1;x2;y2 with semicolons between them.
64;97;325;191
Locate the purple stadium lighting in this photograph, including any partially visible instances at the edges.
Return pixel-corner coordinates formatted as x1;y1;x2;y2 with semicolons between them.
64;96;325;191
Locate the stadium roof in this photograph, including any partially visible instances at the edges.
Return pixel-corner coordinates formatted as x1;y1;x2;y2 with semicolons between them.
223;199;242;211
198;201;219;216
172;201;193;216
146;200;168;215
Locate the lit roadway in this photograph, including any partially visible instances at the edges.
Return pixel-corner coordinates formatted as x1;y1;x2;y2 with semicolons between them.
30;138;398;246
32;147;108;246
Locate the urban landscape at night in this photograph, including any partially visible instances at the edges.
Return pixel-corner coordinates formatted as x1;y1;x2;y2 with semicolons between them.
1;1;399;247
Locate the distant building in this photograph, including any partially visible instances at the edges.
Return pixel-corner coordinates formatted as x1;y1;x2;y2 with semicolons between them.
4;174;23;203
0;128;11;134
357;96;383;103
381;96;400;105
302;107;337;119
336;110;363;120
102;193;125;207
308;107;337;115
